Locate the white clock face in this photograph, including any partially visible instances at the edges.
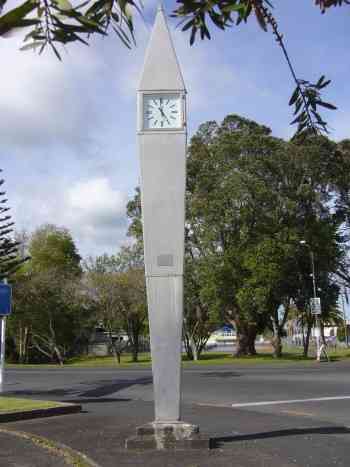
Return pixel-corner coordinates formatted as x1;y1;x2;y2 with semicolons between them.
143;94;182;130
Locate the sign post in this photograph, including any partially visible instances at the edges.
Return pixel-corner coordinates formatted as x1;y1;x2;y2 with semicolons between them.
310;297;328;362
0;281;12;392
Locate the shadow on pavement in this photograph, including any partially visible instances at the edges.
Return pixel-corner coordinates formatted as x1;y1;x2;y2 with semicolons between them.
65;398;131;404
200;372;242;378
212;426;350;448
78;377;152;398
4;377;153;400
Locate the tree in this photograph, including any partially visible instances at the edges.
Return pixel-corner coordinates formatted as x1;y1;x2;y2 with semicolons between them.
83;246;147;363
186;114;348;358
10;268;88;364
1;1;344;135
84;268;127;364
185;115;285;356
29;224;81;276
182;256;220;361
8;223;85;364
0;170;28;280
117;267;147;362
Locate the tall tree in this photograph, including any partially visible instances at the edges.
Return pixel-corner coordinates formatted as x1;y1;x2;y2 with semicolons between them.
186;115;348;357
29;224;81;276
8;224;84;363
0;170;28;280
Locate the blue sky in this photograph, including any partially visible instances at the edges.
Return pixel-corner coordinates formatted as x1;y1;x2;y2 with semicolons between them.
1;1;349;258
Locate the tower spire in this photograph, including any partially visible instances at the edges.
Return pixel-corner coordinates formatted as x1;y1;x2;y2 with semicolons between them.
138;4;185;91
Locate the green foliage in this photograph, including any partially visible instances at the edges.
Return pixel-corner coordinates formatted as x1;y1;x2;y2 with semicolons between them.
0;170;28;280
337;325;346;342
186;114;349;356
0;0;137;59
172;1;340;136
28;224;81;276
1;1;345;135
9;268;90;364
289;76;336;136
7;223;86;364
83;247;147;362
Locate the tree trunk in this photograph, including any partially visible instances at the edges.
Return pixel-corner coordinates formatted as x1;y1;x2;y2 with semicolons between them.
131;333;139;363
185;338;194;360
235;322;257;357
320;321;326;345
272;334;282;358
303;322;312;358
272;318;282;358
247;326;257;355
54;346;64;366
189;336;198;361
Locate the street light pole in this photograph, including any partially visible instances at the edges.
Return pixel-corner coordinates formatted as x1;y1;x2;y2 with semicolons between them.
309;250;322;361
300;241;321;361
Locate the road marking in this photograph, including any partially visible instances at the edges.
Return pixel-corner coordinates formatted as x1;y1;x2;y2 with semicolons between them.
231;396;350;408
281;410;314;417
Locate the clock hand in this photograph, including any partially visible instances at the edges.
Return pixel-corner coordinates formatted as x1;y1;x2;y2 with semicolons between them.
159;107;170;125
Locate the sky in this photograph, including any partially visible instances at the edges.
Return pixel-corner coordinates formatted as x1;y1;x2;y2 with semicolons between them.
1;1;349;259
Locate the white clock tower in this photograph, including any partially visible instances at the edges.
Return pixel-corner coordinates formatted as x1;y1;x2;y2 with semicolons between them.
126;4;208;450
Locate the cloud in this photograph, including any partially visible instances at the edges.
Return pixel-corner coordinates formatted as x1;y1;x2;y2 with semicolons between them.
10;175;129;258
66;177;127;226
64;177;129;256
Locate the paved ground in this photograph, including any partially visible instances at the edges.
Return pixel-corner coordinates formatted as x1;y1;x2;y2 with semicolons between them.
2;360;350;466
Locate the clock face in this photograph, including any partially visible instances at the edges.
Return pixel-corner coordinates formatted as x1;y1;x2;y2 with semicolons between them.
143;94;182;130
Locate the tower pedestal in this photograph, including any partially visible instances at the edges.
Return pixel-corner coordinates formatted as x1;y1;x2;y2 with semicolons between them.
125;421;211;450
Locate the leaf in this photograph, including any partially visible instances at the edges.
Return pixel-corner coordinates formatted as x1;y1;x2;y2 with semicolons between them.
190;25;197;46
291;112;306;125
254;5;267;31
112;25;131;48
50;42;62;61
182;19;194;32
318;79;331;89
289;86;300;106
56;0;73;11
0;0;38;36
294;97;303;116
316;75;325;87
20;40;44;51
315;100;337;110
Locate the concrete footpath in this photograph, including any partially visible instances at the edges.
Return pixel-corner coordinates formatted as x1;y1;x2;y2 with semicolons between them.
1;397;350;467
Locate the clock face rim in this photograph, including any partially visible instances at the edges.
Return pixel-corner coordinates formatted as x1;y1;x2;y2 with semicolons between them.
142;93;183;131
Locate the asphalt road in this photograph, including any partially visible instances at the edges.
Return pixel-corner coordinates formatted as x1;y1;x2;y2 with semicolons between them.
2;361;350;466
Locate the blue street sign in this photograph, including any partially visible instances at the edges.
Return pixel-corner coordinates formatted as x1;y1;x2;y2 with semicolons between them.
0;284;11;316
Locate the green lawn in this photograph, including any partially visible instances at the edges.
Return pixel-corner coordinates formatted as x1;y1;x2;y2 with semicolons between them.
7;346;350;368
0;397;62;413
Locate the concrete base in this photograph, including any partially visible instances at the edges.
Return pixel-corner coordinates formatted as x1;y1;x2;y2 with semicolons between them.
125;421;211;450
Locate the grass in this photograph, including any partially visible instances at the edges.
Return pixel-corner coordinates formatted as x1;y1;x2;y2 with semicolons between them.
7;346;350;368
0;397;63;413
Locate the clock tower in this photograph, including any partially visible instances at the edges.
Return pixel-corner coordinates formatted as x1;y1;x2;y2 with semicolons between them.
126;3;209;450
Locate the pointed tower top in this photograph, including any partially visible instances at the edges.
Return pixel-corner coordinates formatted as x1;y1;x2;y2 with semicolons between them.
138;6;185;91
157;1;164;12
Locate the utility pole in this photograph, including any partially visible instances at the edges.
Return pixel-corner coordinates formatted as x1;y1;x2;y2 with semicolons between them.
310;250;322;361
300;241;327;362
